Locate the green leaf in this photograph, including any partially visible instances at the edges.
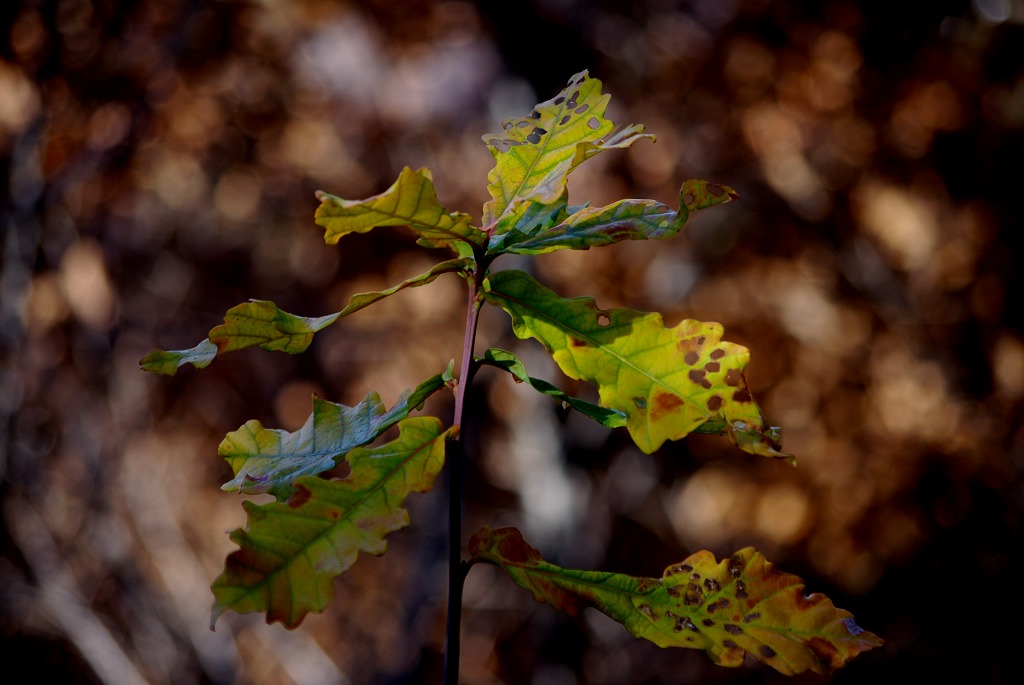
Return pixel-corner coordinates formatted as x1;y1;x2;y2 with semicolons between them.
494;179;739;255
483;270;790;461
139;338;218;376
497;197;683;255
484;189;574;254
211;301;340;354
140;303;337;376
212;417;452;628
478;348;625;428
140;259;469;376
315;166;485;254
470;527;882;675
482;70;654;229
139;302;337;377
219;374;446;498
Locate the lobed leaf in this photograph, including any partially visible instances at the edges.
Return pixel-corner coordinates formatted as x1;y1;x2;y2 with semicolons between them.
315;166;485;255
140;259;469;376
482;70;653;229
219;374;446;499
470;527;882;675
483;270;790;461
212;417;452;628
478;348;626;428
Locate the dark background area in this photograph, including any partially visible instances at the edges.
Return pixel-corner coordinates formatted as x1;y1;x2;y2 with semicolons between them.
2;1;1022;683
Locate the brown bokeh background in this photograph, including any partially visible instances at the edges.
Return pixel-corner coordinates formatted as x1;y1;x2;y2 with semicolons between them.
2;1;1022;684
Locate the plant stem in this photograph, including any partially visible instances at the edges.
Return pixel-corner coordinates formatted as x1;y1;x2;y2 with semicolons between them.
442;439;465;685
444;263;484;685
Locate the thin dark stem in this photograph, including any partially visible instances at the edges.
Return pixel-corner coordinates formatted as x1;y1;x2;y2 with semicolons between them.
443;263;484;685
442;438;465;685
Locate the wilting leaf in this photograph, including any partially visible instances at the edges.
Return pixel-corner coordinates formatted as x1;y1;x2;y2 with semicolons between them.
478;348;625;428
315;166;485;255
212;417;452;628
470;527;882;675
219;374;446;499
482;70;653;229
140;259;469;376
484;270;789;461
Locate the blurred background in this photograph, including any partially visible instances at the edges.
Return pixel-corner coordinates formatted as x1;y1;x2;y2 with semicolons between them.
2;0;1022;683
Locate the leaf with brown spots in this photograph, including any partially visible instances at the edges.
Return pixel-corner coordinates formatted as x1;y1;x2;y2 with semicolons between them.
481;70;653;230
219;374;446;500
212;417;452;629
470;527;882;675
483;269;791;461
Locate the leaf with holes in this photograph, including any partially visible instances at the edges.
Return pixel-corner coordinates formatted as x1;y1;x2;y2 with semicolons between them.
483;269;789;460
140;259;469;376
219;374;446;499
212;417;452;628
481;70;653;230
315;166;485;256
470;527;882;675
477;348;626;428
